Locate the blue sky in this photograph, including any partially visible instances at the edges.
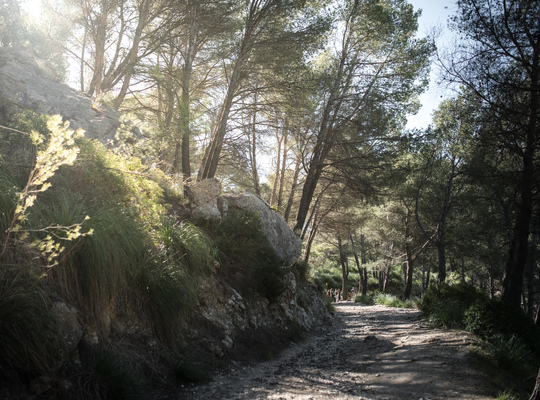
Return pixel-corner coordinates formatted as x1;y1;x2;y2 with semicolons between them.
405;0;457;130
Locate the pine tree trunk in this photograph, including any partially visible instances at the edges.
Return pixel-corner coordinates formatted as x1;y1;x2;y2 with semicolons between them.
530;367;540;400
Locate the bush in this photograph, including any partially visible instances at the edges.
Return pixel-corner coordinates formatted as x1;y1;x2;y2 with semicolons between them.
419;282;487;317
354;294;375;305
214;210;286;302
292;260;310;281
93;348;147;400
427;300;467;328
464;299;540;352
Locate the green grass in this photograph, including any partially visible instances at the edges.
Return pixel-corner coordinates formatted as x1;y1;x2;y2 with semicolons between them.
0;268;62;378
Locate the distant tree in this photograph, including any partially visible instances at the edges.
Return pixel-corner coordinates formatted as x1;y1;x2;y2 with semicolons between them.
293;0;433;235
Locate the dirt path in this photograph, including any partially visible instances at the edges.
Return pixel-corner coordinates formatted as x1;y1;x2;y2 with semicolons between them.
178;302;493;399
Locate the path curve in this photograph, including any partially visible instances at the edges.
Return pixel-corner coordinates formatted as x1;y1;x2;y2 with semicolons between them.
178;302;493;399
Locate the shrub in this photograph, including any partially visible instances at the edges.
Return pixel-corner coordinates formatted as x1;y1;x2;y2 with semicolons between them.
418;282;487;317
292;260;310;281
464;299;540;352
354;294;375;305
427;300;467;328
174;362;211;384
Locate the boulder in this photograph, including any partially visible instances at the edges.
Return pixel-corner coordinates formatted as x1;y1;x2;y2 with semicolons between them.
187;178;222;219
222;191;302;266
0;46;130;144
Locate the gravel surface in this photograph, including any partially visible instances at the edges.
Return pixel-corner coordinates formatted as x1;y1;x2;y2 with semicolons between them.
177;302;493;399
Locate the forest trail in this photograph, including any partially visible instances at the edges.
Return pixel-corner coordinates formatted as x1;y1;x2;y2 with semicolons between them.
178;303;493;400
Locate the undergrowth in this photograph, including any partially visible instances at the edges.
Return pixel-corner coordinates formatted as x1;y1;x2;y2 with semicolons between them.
0;111;216;394
354;292;417;309
419;282;540;398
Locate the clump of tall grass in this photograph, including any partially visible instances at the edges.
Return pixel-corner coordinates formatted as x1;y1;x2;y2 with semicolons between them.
480;334;532;371
0;268;62;379
133;218;213;347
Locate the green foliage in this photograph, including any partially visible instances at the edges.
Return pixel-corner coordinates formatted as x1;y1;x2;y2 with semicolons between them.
464;299;540;353
213;210;286;302
354;294;375;305
312;267;342;292
0;268;62;378
427;300;467;329
354;292;416;308
153;217;214;276
1;114;91;266
49;202;149;333
496;390;520;400
418;282;487;320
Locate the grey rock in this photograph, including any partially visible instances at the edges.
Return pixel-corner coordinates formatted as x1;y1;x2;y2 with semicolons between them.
0;47;132;145
222;191;302;266
187;178;222;219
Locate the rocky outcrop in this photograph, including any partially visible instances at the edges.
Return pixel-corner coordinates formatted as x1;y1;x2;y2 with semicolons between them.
193;270;329;359
222;192;302;266
0;46;130;144
188;179;302;266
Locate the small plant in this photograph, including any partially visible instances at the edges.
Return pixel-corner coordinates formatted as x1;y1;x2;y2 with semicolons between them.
496;390;520;400
323;297;335;313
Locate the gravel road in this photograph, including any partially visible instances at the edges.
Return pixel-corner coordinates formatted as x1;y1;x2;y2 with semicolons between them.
178;302;493;400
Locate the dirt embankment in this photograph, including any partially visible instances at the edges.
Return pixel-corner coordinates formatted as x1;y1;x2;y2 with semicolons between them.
178;302;493;400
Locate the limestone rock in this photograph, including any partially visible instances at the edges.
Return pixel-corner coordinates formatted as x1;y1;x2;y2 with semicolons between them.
222;191;302;265
51;301;82;356
0;47;128;144
187;178;222;219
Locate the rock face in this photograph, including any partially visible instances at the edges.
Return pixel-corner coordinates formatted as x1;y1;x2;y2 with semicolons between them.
0;47;124;144
222;192;302;266
187;179;302;266
194;270;329;359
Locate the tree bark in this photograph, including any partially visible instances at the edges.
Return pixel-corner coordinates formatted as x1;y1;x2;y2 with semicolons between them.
277;120;288;210
530;367;540;400
270;131;282;206
502;63;538;307
338;236;348;301
283;151;301;222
